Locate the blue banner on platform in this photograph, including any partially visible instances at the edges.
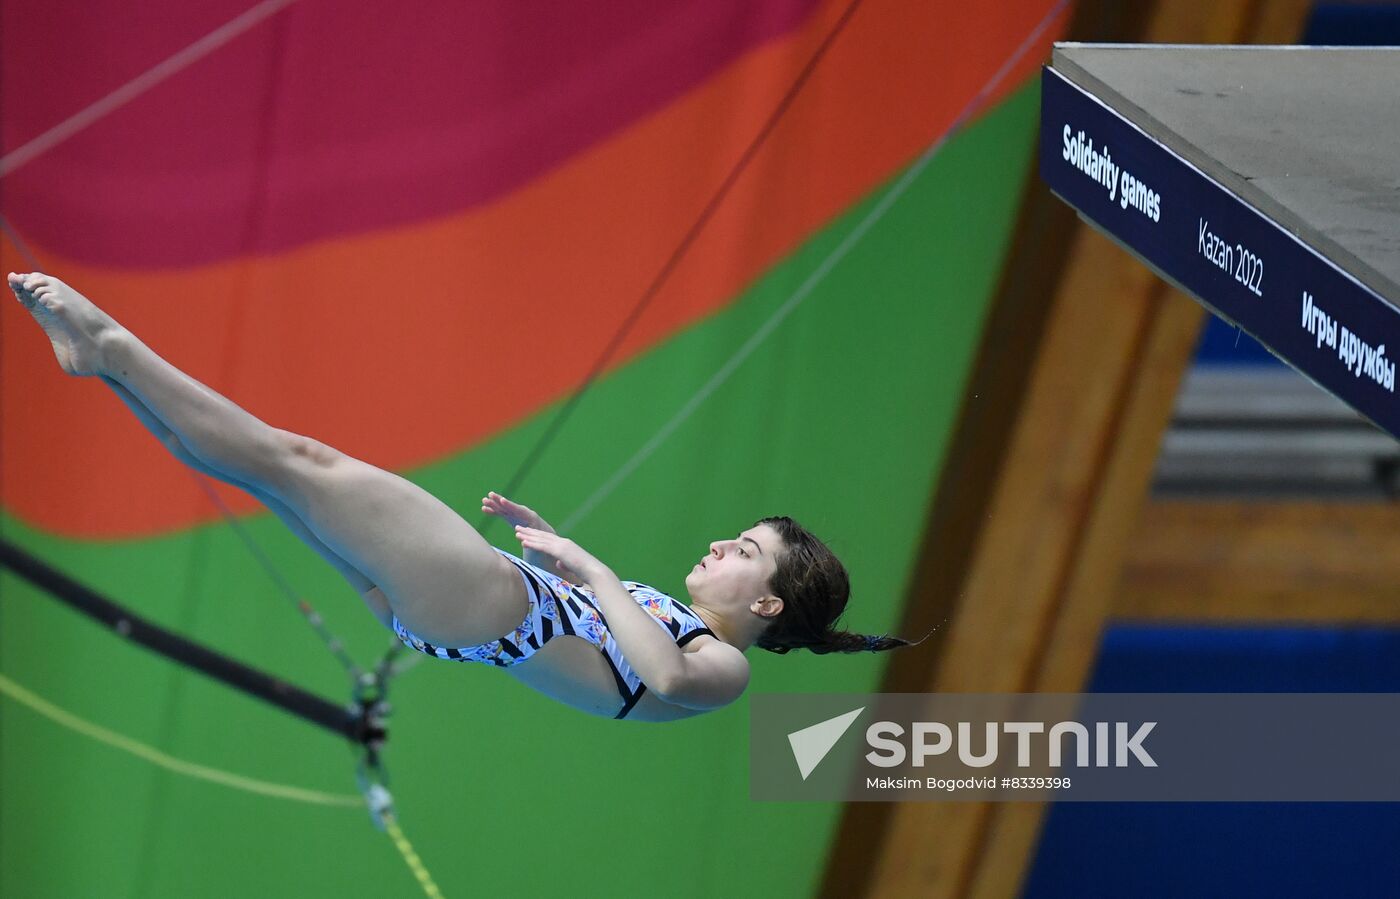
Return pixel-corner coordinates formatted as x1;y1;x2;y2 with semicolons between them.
1039;66;1399;438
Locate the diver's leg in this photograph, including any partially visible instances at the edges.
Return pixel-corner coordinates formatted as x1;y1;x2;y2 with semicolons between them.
102;377;395;629
10;272;525;646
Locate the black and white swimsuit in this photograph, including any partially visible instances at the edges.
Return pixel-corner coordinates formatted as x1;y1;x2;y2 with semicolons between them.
392;548;715;719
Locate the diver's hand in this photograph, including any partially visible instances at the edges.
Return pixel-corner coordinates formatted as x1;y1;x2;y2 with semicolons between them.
513;527;610;585
482;492;556;533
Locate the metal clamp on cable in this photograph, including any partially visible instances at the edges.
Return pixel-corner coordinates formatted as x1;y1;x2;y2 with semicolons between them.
351;670;391;749
362;782;395;831
357;750;395;830
352;670;394;828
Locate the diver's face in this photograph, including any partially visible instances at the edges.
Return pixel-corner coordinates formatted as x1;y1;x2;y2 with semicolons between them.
685;523;783;613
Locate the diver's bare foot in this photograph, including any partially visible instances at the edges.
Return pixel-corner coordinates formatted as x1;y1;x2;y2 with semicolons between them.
7;272;121;376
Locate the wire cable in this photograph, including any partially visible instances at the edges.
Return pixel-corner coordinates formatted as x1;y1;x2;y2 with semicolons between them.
561;0;1071;530
0;0;300;178
383;814;447;899
0;673;363;808
481;0;869;530
192;479;367;680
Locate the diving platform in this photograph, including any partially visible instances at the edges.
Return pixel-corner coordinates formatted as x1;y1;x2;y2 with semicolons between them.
1039;44;1400;439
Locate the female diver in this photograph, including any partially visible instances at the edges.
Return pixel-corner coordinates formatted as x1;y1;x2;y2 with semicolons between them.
9;271;917;723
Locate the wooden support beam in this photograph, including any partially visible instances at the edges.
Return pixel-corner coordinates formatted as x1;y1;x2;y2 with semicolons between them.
820;2;1316;898
1117;500;1400;623
861;187;1207;899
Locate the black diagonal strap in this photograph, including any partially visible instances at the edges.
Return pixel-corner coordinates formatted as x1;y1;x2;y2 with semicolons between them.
0;539;370;744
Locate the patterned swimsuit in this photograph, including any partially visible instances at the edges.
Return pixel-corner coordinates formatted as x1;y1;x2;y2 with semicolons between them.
392;548;715;719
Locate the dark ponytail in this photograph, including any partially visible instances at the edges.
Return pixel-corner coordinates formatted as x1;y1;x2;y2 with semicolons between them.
752;517;929;656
